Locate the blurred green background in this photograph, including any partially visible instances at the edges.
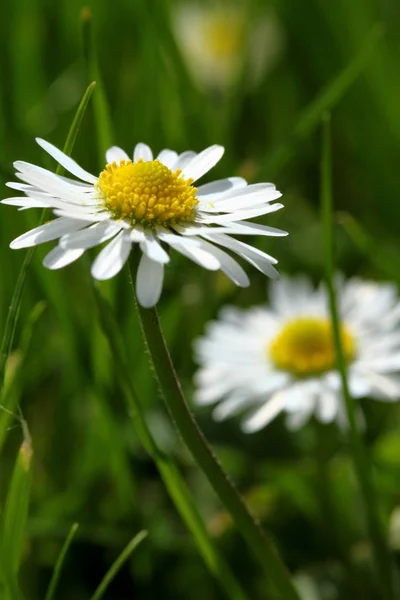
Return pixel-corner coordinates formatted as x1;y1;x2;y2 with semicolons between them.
1;0;400;598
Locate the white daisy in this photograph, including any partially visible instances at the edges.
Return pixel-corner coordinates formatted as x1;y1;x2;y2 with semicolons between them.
2;138;286;307
172;2;285;91
194;276;400;432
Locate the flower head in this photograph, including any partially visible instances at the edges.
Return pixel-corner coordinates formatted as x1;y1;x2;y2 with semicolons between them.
2;139;285;307
194;276;400;432
172;2;285;90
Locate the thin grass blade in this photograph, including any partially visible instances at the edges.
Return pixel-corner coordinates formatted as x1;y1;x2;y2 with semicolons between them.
261;25;383;177
0;81;96;398
321;113;396;600
44;523;79;600
89;530;147;600
0;424;33;599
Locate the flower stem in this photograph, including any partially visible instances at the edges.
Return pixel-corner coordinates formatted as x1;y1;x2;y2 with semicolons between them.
321;113;396;599
128;255;300;600
92;285;249;600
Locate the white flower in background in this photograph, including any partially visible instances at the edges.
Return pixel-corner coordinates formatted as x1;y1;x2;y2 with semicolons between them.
172;1;285;90
194;276;400;432
2;139;285;307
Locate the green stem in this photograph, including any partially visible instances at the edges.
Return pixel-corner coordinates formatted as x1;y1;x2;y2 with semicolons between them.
92;286;249;600
127;255;300;600
321;114;395;600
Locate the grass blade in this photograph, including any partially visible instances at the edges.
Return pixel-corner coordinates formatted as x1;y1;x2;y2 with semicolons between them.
0;425;33;599
44;523;79;600
321;113;396;600
0;81;96;398
339;213;400;283
89;530;147;600
0;301;46;453
261;25;383;177
81;8;113;160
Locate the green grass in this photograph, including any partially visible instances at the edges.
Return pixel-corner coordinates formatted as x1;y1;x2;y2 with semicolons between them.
1;0;400;598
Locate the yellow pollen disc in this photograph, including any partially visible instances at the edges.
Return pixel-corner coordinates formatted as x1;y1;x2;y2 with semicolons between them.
269;318;356;377
204;13;244;59
97;159;199;227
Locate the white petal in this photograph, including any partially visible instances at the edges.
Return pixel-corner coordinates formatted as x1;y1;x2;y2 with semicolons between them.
15;167;96;204
166;238;220;270
43;246;85;269
53;209;110;221
106;146;130;164
60;222;122;249
203;234;279;278
213;221;288;237
181;145;224;182
136;253;164;308
157;149;178;168
200;203;283;224
1;197;49;208
173;151;197;171
91;231;132;280
140;234;170;264
134;143;153;162
212;393;253;421
10;218;87;249
36;138;98;183
198;240;249;287
197;177;247;198
156;229;201;247
242;391;287;433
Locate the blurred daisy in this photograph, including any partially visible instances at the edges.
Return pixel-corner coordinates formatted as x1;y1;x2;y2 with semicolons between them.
2;139;285;307
194;276;400;432
172;2;285;90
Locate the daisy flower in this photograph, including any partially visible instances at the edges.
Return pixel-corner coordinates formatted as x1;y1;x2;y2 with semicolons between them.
194;276;400;432
2;139;285;307
172;2;285;91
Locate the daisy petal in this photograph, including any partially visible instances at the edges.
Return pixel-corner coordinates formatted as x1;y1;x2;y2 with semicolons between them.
1;197;50;209
91;231;132;280
167;238;220;270
134;143;153;162
174;151;197;171
36;138;98;183
198;240;249;287
181;145;224;182
106;146;130;164
43;246;85;269
136;253;164;308
10;218;87;249
140;234;170;264
242;391;287;433
157;149;179;168
60;222;122;249
197;177;247;198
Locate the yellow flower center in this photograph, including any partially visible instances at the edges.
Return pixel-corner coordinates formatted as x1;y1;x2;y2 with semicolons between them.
97;159;199;227
204;13;244;59
269;318;356;377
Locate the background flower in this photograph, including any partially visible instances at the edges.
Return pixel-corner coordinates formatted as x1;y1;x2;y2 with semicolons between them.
194;276;400;432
